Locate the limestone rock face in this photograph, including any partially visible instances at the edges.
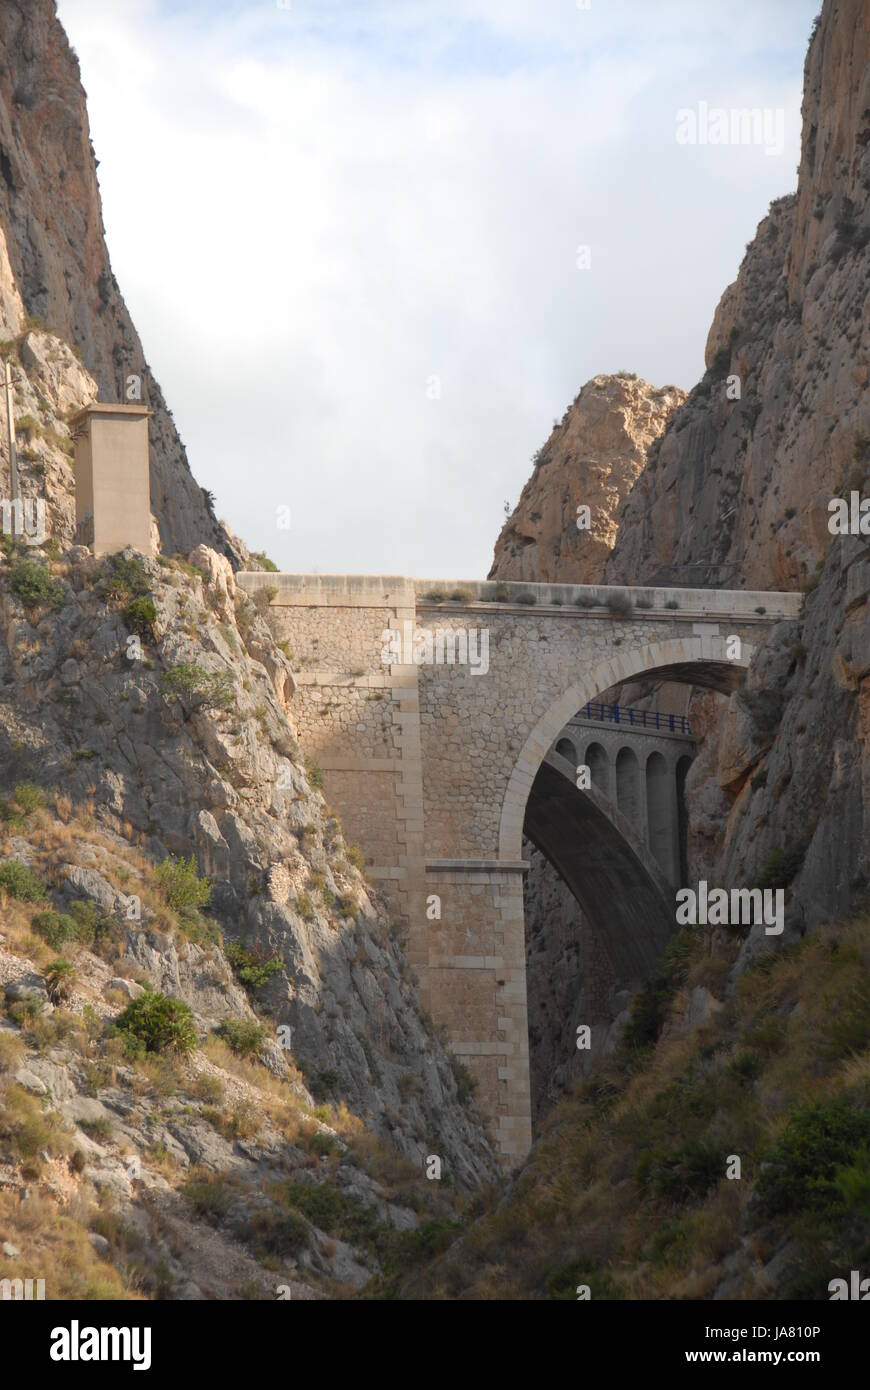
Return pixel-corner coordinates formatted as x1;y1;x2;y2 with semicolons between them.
0;0;244;564
606;0;870;941
18;330;96;417
490;374;685;584
0;224;24;339
606;1;870;594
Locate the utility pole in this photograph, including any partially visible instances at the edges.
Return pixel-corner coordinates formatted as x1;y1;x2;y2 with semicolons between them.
3;357;19;504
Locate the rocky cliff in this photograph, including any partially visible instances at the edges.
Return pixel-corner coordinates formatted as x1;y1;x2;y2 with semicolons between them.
490;374;685;584
0;0;240;562
606;0;870;941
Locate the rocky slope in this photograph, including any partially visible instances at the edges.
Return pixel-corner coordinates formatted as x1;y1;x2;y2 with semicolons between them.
0;0;240;562
406;908;870;1300
490;374;684;584
0;331;494;1297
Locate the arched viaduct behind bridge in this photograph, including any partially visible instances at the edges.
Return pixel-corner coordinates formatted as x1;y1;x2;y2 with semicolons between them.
552;710;696;884
239;572;802;1164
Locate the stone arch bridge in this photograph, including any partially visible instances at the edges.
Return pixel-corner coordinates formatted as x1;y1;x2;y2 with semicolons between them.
238;573;802;1164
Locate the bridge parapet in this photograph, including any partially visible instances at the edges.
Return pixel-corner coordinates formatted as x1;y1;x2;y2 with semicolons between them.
240;571;803;626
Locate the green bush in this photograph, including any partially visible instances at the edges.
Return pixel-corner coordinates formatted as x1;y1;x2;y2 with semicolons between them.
0;859;46;901
45;958;76;1000
214;1019;270;1057
756;1101;870;1217
12;781;43;815
100;552;151;601
248;551;278;573
15;414;42;441
833;1146;870;1212
32;910;77;950
635;1138;726;1202
756;842;806;891
32;900;117;951
315;1068;340;1097
156;855;211;914
159;663;234;713
295;891;315;922
122;596;157;638
304;758;324;791
8;559;66;611
621;931;693;1053
482;581;511;603
225;942;284;993
606;591;633;618
451;1058;476;1105
113;990;198;1056
234;1205;310;1256
183;1173;235;1220
282;1179;347;1232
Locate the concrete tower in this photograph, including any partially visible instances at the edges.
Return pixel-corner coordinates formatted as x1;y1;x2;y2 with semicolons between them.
71;403;153;556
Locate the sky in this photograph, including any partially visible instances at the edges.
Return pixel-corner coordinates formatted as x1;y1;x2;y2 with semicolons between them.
56;0;819;578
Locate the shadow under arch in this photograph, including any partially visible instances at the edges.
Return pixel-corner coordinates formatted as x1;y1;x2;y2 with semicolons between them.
499;637;750;863
525;751;675;980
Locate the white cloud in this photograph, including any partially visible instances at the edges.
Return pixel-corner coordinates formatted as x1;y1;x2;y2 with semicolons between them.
57;0;818;577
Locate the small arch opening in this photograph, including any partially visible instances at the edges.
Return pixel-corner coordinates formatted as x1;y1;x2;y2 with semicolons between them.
586;741;608;795
615;746;641;825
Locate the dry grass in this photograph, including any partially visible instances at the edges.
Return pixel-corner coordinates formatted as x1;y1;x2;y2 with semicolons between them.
409;915;870;1301
0;1190;135;1300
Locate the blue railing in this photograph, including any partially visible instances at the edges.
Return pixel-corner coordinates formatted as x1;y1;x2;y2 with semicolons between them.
578;702;692;737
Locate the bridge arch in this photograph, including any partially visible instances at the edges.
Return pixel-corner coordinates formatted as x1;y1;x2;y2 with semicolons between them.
499;635;753;860
528;750;675;980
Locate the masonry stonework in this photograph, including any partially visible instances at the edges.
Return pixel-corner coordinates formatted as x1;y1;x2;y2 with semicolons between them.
238;572;802;1164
